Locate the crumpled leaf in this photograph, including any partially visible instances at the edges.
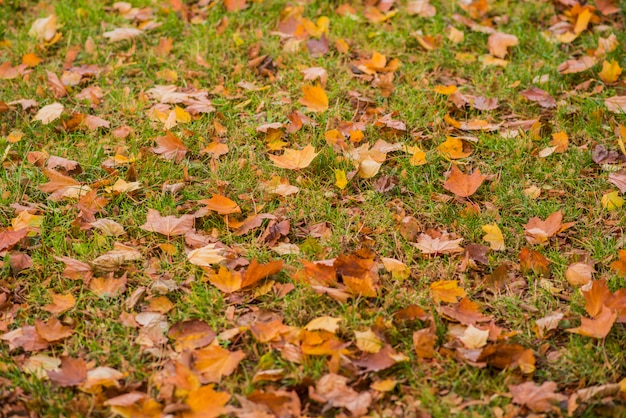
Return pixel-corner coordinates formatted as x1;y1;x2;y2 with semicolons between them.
510;381;567;413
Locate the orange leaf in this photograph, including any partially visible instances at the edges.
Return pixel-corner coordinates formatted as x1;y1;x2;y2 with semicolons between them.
438;137;472;159
269;145;318;170
524;211;563;245
43;292;76;314
298;84;328;112
47;357;87;387
151;131;188;162
567;305;617;339
488;32;518;58
241;259;284;288
413;328;437;359
198;194;241;215
582;279;612;318
34;317;73;342
442;164;486;198
519;247;550;276
192;345;245;383
22;53;42;67
610;249;626;276
224;0;247;12
182;385;230;418
206;266;243;293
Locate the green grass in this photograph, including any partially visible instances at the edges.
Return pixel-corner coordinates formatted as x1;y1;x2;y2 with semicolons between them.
1;0;626;416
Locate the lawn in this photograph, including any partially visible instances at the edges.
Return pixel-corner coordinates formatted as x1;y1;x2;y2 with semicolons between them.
0;0;625;416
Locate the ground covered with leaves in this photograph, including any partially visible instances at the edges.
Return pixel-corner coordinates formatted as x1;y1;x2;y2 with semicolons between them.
1;0;626;416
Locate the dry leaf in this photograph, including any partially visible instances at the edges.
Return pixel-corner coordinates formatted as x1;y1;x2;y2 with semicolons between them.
430;280;466;303
151;131;187;163
187;244;225;267
299;84;328;112
269;145;318;170
488;32;518;58
482;224;505;251
565;262;594;286
442;165;486;198
605;96;626;113
198;194;241;215
34;102;64;124
510;381;567;413
103;28;143;43
47;357;87;387
140;209;195;237
415;233;464;255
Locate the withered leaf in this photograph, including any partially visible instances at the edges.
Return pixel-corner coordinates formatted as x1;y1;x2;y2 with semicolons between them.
140;208;195;237
442;164;486;198
47;357;87;387
510;381;567;413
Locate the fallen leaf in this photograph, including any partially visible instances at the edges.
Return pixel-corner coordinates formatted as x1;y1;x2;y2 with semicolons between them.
415;233;464;255
557;56;596;74
47;357;87;387
241;259;284;289
299;83;328;112
599;59;622;83
103;28;143;43
438;137;472;159
430;280;466;303
168;320;216;352
269;145;318;170
354;329;383;353
34;318;73;342
408;0;436;17
520;87;556;108
43;292;76;314
481;224;505;251
187;244;225;267
182;385;230;418
140;209;195;237
34;102;64;124
510;381;566;413
519;248;551;276
305;316;342;333
488;32;518;58
535;311;564;338
413;328;437;359
192;345;245;383
459;324;489;349
198;194;241;215
565;262;595;286
443;165;486;198
315;373;372;417
151;131;187;163
602;191;624;211
524;211;564;245
29;14;58;42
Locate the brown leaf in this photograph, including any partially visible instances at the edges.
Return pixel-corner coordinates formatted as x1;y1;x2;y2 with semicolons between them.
47;357;87;387
353;344;408;372
413;327;437;359
608;172;626;193
519;248;550;276
35;317;73;342
605;96;626;113
439;298;490;325
89;275;128;298
415;233;463;255
54;256;93;282
224;0;246;12
140;208;195;236
565;262;594;286
557;56;596;74
520;87;556;108
0;228;28;252
151;131;188;162
245;390;301;418
168;320;215;351
0;326;49;351
315;373;372;417
442;164;486;198
510;381;566;413
478;343;536;373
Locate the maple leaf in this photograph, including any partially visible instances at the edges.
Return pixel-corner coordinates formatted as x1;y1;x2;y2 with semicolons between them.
519;247;550;276
354;329;383;353
151;131;188;162
54;256;93;282
43;292;76;314
105;393;163;418
488;32;518;58
430;280;466;303
299;83;328;112
439;298;490;325
509;381;566;413
192;345;245;383
315;373;372;417
29;14;58;42
438;137;472;159
413;328;437;359
34;102;64;124
187;244;225;267
481;224;505;251
414;233;463;255
520;87;556;108
140;208;195;237
103;28;143;43
34;318;73;342
442;164;486;198
0;326;49;351
47;357;87;387
38;168;91;201
241;259;284;288
269;145;318;170
0;228;28;252
304;316;342;333
198;194;241;215
524;211;570;244
168;320;215;352
182;385;230;418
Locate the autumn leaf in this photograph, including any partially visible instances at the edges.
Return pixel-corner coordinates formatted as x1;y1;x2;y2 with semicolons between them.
140;208;195;237
601;191;624;211
315;374;372;417
34;102;64;124
509;381;567;413
568;305;617;339
198;194;241;215
47;357;87;387
269;145;318;170
151;131;188;163
103;28;143;43
438;137;472;159
442;164;486;198
182;385;230;418
610;250;626;276
192;345;245;383
241;259;284;289
430;280;466;303
565;262;595;286
413;328;437;359
414;233;464;255
29;14;58;42
334;169;348;189
599;59;622;83
187;244;225;267
298;83;328;112
520;87;556;108
34;318;73;342
481;224;505;251
605;96;626;113
488;32;518;58
519;247;551;276
43;292;76;315
524;211;567;245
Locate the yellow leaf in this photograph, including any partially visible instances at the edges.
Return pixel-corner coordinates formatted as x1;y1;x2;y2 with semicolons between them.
430;280;466;303
299;83;328;112
599;60;622;83
481;224;505;251
407;145;426;166
371;379;397;392
438;137;471;159
602;191;624;211
550;131;569;153
354;329;383;353
304;316;342;333
174;106;191;123
574;8;592;34
334;169;348;189
434;85;457;95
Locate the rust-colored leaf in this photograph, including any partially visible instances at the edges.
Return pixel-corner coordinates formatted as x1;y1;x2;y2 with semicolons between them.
47;357;87;387
151;131;188;163
140;208;195;237
241;259;284;289
442;164;486;198
269;145;318;170
298;84;328;112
